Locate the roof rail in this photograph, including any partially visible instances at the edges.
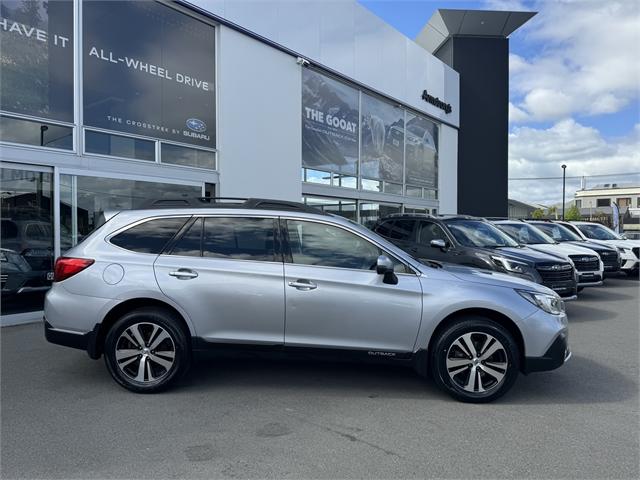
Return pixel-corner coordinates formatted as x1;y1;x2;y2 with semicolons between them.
141;197;328;215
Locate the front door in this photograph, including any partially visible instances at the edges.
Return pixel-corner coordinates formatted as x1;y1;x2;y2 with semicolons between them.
282;219;423;353
154;216;285;344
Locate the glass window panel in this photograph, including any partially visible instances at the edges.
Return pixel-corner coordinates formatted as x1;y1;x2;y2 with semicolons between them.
161;143;216;169
360;93;404;183
361;178;382;192
384;182;403;195
302;69;358;176
405;112;438;189
110;217;188;254
171;218;203;257
85;130;155;161
303;196;357;222
304;169;331;185
203;217;277;262
0;0;74;122
406;186;423;198
334;174;357;189
60;175;202;248
0;116;73;150
1;167;54;315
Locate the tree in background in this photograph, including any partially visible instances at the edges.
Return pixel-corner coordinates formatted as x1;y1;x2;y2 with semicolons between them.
532;208;545;219
547;206;558;219
565;204;582;221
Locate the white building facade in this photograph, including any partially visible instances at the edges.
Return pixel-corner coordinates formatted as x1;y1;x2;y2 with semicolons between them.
0;0;459;322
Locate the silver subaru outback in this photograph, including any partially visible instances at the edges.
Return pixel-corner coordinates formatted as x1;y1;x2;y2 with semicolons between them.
44;198;570;403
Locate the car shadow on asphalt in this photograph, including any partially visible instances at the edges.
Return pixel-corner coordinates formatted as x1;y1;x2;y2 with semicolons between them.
501;354;638;405
176;353;637;405
565;302;619;322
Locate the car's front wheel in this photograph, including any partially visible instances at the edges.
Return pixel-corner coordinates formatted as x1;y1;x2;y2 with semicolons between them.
430;318;520;403
104;307;190;393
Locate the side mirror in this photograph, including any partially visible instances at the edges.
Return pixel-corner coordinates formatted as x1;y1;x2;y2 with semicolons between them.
376;255;398;285
430;239;448;250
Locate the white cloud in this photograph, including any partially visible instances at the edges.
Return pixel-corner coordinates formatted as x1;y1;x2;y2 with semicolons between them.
508;119;640;205
505;0;640;123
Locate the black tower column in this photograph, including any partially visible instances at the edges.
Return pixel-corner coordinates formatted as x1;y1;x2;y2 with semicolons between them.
417;9;535;217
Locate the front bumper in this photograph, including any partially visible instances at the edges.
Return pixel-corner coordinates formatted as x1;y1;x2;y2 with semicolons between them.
522;332;571;374
44;319;101;359
577;271;603;287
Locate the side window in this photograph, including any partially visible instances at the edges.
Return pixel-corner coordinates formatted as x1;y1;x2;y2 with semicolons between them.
374;220;395;238
111;217;188;254
202;217;277;262
387;219;415;240
418;222;448;244
170;218;203;257
286;220;408;272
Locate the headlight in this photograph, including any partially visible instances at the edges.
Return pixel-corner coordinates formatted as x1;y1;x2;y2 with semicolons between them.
618;247;632;254
491;255;528;274
518;290;565;315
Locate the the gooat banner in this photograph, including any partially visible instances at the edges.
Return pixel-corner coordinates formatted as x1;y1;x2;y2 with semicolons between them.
0;0;74;121
302;69;359;175
83;1;215;148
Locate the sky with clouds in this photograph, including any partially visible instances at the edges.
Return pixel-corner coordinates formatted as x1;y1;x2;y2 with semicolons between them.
359;0;640;206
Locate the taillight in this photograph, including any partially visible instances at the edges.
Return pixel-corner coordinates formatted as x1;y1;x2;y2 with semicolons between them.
53;257;95;282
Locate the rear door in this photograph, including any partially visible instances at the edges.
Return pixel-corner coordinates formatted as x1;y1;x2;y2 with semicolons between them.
154;215;285;345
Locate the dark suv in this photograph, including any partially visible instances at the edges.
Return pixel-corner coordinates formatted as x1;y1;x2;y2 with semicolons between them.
372;214;578;299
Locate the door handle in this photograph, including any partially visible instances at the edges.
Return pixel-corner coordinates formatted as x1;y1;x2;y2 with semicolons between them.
169;269;198;279
288;279;317;290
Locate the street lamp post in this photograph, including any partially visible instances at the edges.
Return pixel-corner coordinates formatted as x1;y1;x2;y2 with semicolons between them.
561;164;567;220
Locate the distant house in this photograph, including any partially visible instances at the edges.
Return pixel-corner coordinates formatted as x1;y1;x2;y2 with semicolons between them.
574;184;640;234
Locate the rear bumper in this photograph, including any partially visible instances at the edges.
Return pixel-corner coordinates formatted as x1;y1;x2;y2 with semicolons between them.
522;332;570;374
44;319;101;359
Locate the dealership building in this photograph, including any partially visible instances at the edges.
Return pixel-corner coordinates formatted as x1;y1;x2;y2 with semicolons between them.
0;0;531;323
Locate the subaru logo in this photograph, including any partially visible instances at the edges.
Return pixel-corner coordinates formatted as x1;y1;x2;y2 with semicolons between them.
186;118;207;132
581;257;593;262
551;264;561;271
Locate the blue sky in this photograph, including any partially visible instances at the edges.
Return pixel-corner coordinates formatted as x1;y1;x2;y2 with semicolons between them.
359;0;640;204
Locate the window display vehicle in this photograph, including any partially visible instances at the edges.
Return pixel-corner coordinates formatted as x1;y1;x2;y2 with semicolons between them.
558;221;639;277
372;215;578;299
492;220;603;289
527;221;621;276
44;199;570;403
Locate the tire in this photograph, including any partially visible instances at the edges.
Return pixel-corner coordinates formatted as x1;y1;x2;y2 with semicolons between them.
104;307;191;393
577;286;585;292
624;269;639;278
430;317;520;403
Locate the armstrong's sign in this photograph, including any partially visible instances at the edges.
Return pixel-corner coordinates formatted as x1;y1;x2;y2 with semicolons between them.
421;90;452;114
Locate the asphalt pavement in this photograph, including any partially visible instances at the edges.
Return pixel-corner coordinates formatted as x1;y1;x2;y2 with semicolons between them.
1;276;638;479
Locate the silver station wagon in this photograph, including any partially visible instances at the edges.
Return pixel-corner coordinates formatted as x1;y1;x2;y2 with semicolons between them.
44;198;570;403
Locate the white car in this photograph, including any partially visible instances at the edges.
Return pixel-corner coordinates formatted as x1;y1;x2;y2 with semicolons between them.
494;220;604;288
562;221;639;276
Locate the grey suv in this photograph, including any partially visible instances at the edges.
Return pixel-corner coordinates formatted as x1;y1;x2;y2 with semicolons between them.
44;198;570;403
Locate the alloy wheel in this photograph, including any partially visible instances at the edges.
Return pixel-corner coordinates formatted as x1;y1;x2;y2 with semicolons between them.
446;332;509;394
115;322;176;383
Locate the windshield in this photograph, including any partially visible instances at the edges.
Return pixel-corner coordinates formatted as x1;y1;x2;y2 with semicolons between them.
576;223;622;240
445;220;520;248
533;223;581;242
495;223;555;245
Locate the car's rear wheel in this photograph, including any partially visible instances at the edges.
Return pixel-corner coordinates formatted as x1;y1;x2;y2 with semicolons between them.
430;318;520;403
104;307;190;393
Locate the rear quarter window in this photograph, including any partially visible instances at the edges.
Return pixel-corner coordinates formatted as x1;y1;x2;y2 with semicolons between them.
110;217;189;254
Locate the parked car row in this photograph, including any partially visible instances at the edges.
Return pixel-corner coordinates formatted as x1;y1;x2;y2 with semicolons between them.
372;215;639;299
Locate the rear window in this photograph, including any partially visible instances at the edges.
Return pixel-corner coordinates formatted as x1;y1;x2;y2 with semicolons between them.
111;217;189;254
